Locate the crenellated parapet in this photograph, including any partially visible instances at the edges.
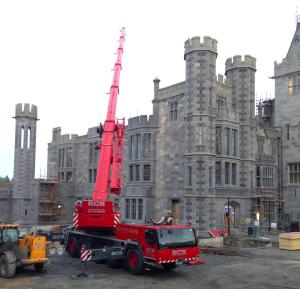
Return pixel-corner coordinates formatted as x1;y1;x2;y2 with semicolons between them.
15;103;38;119
52;127;61;142
127;115;155;130
51;127;77;143
217;74;230;85
274;58;300;78
184;36;218;59
225;55;256;73
87;126;99;138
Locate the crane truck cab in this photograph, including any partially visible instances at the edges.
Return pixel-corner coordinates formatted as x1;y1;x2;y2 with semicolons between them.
115;223;200;273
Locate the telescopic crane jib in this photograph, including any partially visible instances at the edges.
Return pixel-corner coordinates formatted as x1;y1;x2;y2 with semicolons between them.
74;28;126;231
93;27;125;201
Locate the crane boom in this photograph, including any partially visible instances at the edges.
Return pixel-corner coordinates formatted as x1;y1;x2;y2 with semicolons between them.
93;28;125;201
106;28;125;122
74;28;125;231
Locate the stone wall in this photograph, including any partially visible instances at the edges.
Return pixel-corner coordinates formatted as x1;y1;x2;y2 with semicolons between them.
0;182;12;223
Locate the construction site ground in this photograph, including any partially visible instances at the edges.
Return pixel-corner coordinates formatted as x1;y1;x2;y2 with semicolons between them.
1;247;300;289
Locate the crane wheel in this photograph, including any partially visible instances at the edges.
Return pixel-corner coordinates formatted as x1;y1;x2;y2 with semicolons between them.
0;255;16;278
125;248;144;274
68;237;79;258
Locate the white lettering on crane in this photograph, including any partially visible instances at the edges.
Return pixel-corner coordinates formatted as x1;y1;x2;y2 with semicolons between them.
172;249;187;256
88;201;105;207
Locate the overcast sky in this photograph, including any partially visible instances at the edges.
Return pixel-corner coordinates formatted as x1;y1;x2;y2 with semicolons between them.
0;0;298;178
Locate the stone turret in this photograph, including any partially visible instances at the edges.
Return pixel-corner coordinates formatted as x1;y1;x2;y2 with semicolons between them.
225;55;256;73
183;35;218;197
184;36;218;58
12;103;39;223
225;55;256;119
153;77;160;99
152;78;161;125
225;55;257;187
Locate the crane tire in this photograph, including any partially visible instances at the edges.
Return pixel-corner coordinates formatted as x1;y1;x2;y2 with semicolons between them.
125;248;144;274
68;237;80;258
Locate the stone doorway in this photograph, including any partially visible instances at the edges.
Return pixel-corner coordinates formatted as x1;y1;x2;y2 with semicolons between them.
171;199;180;224
224;201;240;227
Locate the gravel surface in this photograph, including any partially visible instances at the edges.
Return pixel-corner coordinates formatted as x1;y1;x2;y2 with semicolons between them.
1;248;300;289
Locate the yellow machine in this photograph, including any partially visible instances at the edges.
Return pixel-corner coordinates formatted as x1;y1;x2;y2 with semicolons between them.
0;224;48;278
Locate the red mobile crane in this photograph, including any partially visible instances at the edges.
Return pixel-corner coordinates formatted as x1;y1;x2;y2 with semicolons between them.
65;28;202;274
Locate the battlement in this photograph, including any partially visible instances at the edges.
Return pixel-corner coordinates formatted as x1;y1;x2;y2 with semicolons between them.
217;74;230;85
52;127;61;142
225;55;256;72
87;126;98;138
274;58;300;78
15;103;38;118
51;127;77;143
184;36;218;58
127;115;155;129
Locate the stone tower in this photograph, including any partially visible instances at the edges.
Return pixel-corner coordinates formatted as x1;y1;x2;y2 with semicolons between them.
183;36;218;191
225;55;256;188
182;36;218;228
12;103;38;224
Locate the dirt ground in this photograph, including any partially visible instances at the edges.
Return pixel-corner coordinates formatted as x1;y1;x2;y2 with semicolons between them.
1;247;300;289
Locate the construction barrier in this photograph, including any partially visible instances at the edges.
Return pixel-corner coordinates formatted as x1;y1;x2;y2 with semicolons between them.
80;246;91;262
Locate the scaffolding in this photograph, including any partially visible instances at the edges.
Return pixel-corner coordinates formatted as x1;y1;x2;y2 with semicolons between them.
253;187;286;229
38;180;62;225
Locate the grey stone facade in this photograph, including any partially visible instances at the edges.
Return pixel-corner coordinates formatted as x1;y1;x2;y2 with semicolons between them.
43;35;281;232
273;21;300;222
47;126;101;200
121;115;158;223
2;104;77;227
122;36;279;232
0;181;12;223
4;27;300;230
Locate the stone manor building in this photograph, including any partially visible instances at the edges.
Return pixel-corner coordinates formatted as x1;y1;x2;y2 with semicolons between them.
6;23;300;231
273;20;300;223
122;37;279;232
47;35;280;232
